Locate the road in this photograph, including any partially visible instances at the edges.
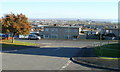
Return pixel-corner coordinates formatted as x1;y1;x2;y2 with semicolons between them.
2;39;118;70
16;39;118;47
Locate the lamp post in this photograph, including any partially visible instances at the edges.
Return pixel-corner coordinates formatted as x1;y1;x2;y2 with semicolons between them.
99;31;103;57
68;27;70;39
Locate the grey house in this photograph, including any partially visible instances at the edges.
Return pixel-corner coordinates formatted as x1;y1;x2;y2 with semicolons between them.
42;26;86;39
102;28;120;40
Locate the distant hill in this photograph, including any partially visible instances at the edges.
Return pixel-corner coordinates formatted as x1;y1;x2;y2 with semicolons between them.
28;18;118;23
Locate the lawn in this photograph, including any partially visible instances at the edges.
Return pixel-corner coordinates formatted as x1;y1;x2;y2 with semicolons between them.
1;40;39;48
94;43;120;59
100;57;120;60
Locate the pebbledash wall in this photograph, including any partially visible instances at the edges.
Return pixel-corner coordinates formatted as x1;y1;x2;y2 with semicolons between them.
42;26;86;40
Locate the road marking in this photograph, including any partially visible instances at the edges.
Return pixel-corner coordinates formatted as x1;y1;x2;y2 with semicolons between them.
2;50;18;53
60;60;71;70
41;43;52;44
54;48;61;51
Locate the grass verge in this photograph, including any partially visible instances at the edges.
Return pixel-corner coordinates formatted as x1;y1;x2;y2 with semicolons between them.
100;57;120;60
1;40;39;48
94;43;120;59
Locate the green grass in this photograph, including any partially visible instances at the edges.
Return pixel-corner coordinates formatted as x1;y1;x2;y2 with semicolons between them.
95;43;120;59
100;57;120;60
1;40;39;48
96;44;120;50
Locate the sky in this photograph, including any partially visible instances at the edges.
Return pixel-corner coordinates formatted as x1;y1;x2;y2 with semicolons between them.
0;0;119;19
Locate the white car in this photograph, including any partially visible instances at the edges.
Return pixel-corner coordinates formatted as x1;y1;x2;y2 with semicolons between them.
28;34;41;40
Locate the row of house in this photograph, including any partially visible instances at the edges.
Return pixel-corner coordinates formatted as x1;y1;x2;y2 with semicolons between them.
40;26;120;40
31;26;88;39
102;28;120;40
17;24;120;40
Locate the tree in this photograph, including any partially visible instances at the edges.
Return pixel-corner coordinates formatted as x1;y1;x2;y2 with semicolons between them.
1;13;31;43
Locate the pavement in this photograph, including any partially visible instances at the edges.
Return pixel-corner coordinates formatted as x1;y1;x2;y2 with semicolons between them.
71;47;120;71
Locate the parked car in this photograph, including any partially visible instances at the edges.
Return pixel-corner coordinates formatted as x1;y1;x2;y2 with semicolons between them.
28;34;41;40
30;33;44;38
0;33;8;40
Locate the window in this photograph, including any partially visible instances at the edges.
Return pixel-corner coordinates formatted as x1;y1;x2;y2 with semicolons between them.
44;35;49;38
110;30;113;33
73;35;78;39
73;29;78;32
65;29;70;32
106;30;109;33
51;28;58;32
45;28;49;31
64;35;71;39
51;34;58;38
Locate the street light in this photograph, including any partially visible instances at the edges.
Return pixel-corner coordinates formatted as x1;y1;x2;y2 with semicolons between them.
99;31;103;57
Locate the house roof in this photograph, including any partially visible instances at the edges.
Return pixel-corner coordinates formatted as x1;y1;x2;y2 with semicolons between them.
103;28;120;30
44;26;81;28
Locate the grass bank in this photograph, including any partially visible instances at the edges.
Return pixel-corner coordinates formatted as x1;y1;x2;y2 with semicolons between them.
94;43;120;59
100;57;120;60
1;40;39;48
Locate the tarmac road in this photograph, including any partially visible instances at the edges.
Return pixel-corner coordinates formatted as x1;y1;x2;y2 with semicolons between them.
16;39;118;47
2;47;94;70
2;39;118;70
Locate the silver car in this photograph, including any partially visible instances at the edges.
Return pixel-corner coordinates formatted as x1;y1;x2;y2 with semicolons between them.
28;34;41;40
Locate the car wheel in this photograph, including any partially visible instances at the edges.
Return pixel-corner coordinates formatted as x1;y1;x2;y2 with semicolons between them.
36;38;39;40
28;38;31;40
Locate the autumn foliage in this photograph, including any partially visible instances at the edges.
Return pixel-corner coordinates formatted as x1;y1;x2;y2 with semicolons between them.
1;13;31;43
